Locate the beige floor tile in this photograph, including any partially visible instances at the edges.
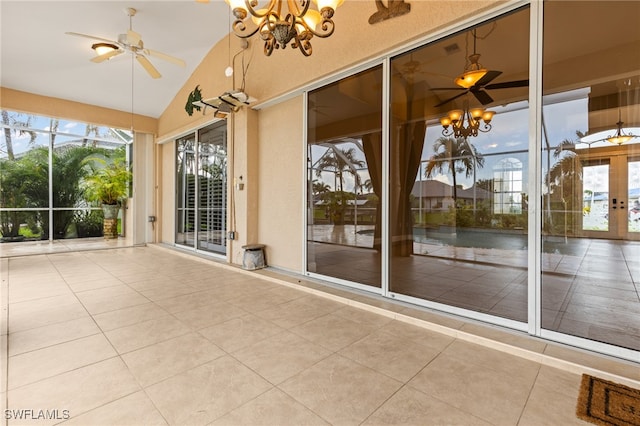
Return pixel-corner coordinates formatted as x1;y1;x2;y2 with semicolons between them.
173;301;247;330
339;329;441;382
9;281;71;304
227;288;304;313
232;330;331;385
121;332;224;387
138;284;199;302
408;353;534;425
104;315;191;353
8;317;100;356
153;288;231;313
8;294;89;333
8;334;117;389
534;366;583;397
145;356;272;426
75;285;150;315
379;320;456;351
65;276;125;293
254;297;340;329
362;385;491;426
185;281;261;301
198;313;284;353
280;354;402;425
124;277;179;291
7;357;140;426
92;302;169;332
64;391;168;426
442;340;541;383
290;312;378;352
211;388;329;426
518;381;589;425
332;305;394;328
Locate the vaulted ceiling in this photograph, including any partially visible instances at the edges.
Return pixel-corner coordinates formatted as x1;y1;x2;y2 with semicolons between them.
1;1;230;118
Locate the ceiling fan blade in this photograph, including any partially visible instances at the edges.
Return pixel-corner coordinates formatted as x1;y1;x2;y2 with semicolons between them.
65;32;117;44
136;55;161;79
485;79;529;90
90;49;122;63
473;70;502;88
144;49;186;67
434;90;469;108
471;89;494;105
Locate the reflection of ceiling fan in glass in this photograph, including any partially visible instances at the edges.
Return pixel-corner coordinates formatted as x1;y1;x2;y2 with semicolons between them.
65;7;185;79
432;29;528;108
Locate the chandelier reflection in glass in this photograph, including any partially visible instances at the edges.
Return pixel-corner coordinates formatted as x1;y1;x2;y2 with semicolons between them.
225;0;343;56
440;105;495;139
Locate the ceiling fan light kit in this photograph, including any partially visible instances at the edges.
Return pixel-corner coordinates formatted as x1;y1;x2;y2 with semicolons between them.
91;42;118;56
454;53;488;89
218;0;343;56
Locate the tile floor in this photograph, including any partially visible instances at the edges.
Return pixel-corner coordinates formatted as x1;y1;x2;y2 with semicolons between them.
308;225;640;351
1;243;639;425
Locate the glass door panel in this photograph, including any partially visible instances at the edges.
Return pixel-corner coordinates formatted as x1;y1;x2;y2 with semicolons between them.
582;162;610;234
176;134;196;247
628;160;640;235
541;0;640;352
389;8;530;323
196;124;227;254
306;66;383;288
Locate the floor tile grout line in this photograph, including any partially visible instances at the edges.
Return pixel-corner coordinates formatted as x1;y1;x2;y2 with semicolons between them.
147;243;640;385
514;365;544;426
6;245;639;423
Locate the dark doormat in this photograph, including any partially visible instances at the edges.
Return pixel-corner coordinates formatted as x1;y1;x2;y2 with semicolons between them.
577;374;640;426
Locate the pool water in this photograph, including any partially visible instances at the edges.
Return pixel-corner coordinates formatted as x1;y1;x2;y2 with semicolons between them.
413;228;590;256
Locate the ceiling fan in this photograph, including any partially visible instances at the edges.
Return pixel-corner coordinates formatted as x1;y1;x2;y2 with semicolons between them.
432;30;528;108
65;7;185;79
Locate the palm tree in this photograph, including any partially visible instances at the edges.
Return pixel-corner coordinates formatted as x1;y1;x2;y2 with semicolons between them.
424;137;485;202
312;180;331;196
315;147;365;224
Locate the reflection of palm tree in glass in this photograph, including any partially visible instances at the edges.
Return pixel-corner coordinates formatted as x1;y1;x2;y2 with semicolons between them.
424;137;484;201
546;138;583;235
312;180;330;196
316;147;365;223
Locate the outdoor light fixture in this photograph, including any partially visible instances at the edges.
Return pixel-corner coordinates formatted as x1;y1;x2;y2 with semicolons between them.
440;106;495;138
224;0;343;56
91;42;118;57
454;29;488;89
606;95;637;145
606;118;636;145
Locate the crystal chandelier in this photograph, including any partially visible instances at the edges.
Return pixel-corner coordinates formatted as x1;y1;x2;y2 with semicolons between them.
225;0;343;56
440;106;495;139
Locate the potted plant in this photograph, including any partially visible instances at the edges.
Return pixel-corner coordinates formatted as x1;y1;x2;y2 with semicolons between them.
83;155;132;239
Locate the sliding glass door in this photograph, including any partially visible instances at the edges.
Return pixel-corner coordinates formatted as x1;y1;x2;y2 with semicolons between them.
305;1;640;359
176;122;227;255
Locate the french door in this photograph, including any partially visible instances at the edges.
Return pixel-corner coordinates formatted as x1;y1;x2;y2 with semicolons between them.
582;154;640;241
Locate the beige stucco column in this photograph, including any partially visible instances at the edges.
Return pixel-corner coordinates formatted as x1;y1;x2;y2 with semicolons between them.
227;107;259;265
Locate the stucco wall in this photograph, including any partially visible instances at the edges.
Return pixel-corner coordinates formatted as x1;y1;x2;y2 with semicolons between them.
0;88;157;134
157;1;501;140
256;96;305;271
